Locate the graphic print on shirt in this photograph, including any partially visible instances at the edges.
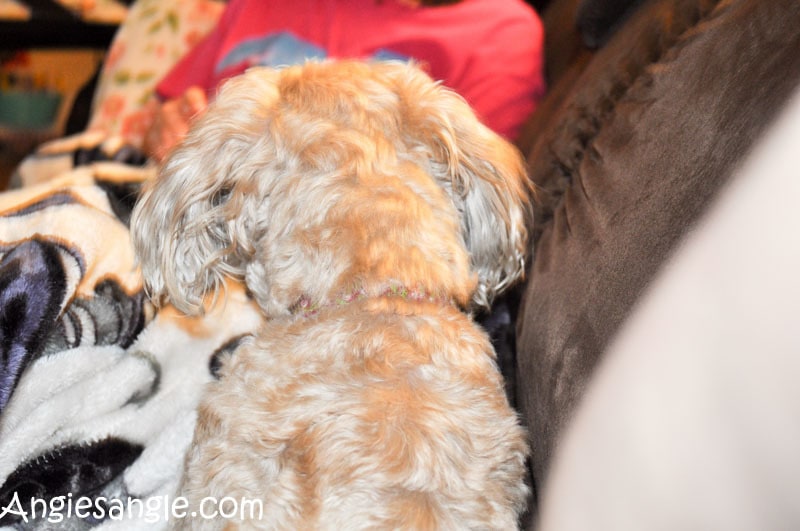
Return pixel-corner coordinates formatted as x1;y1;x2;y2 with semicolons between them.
215;31;410;76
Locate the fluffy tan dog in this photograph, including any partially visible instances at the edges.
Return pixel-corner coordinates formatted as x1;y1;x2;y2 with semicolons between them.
131;60;533;529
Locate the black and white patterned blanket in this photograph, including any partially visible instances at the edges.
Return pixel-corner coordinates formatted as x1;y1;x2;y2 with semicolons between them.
0;133;262;529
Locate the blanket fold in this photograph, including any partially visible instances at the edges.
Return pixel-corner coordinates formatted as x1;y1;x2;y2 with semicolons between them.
0;133;263;529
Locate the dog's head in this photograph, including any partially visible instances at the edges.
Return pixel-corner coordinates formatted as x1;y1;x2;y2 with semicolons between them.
131;60;532;316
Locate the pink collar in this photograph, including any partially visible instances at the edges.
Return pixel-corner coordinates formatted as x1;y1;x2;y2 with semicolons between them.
291;285;454;317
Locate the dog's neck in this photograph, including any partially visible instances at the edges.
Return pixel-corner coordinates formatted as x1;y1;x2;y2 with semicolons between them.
290;284;456;318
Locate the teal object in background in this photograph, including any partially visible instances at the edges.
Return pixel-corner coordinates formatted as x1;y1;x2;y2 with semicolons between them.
0;90;62;129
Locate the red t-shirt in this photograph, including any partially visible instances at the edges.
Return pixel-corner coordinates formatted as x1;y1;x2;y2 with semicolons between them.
157;0;545;139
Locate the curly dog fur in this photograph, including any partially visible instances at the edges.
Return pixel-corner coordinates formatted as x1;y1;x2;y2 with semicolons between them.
131;60;533;529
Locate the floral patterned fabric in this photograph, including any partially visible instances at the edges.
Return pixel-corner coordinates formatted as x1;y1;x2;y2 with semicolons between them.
86;0;225;148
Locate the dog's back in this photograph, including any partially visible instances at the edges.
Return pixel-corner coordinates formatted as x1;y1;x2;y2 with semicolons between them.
179;298;528;529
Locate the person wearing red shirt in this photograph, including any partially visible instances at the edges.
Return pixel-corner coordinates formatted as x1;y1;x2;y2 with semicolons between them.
143;0;545;161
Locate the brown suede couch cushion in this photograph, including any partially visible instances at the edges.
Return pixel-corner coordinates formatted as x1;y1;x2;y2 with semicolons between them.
515;0;800;510
576;0;648;48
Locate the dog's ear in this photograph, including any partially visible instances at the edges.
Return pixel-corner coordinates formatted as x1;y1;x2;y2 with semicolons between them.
444;118;534;310
386;63;534;309
131;71;281;314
